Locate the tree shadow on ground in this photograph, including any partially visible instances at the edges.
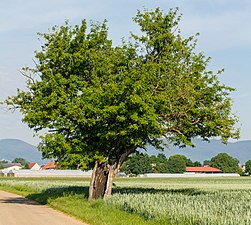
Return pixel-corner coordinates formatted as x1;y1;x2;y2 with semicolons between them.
0;196;40;205
112;186;206;196
26;186;89;204
26;185;206;205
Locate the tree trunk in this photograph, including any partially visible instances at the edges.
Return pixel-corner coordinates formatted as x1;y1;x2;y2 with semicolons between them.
88;161;114;201
88;147;137;201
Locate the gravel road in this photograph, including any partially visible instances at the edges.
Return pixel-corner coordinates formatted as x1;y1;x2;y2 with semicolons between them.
0;190;88;225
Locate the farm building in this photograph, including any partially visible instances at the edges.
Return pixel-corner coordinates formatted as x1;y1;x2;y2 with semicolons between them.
28;162;41;170
42;162;57;170
2;163;23;171
186;166;221;173
12;169;93;177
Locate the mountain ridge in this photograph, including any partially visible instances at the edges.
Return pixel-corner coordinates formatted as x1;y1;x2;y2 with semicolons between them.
145;139;251;164
0;138;47;164
1;138;251;165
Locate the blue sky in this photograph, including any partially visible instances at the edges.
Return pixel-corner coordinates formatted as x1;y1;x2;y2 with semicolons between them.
0;0;250;145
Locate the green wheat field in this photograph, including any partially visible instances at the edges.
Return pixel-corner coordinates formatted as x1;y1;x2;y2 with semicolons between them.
0;177;251;225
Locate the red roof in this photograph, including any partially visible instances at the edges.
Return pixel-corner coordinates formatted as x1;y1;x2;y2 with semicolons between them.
42;162;57;170
28;162;36;169
186;166;221;173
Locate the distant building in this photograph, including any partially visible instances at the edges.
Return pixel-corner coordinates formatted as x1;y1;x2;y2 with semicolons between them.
28;162;41;171
116;172;127;177
239;165;246;174
2;163;23;171
186;165;222;173
42;162;57;170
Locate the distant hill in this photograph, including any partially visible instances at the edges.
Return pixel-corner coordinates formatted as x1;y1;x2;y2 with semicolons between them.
145;139;251;164
2;138;251;165
0;139;48;164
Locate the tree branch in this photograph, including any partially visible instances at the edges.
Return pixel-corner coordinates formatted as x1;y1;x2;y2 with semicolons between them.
113;146;137;175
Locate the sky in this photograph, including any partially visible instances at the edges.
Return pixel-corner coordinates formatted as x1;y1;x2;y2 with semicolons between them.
0;0;250;145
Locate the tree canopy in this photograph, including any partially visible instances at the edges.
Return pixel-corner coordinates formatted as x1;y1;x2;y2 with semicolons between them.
167;154;187;174
12;157;30;169
121;153;204;175
120;153;152;175
210;153;240;173
245;160;251;175
12;157;28;166
5;8;239;199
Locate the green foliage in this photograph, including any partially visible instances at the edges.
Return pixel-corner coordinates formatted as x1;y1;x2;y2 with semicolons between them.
186;158;194;166
5;8;239;169
0;162;3;169
203;160;211;166
24;163;30;169
210;153;240;173
152;153;169;173
245;160;251;175
167;154;187;173
12;157;29;166
121;153;152;175
193;161;202;167
121;153;200;174
156;153;167;161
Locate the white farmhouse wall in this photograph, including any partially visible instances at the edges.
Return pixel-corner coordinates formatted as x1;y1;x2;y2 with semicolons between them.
30;163;41;171
6;166;22;171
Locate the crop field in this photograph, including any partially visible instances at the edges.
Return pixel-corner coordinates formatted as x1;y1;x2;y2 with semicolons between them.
1;177;251;225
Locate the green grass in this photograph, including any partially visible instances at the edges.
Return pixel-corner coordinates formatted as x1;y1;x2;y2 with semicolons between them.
0;177;159;225
1;177;251;224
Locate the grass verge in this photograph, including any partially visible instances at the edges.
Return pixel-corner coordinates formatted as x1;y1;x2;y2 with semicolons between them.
0;177;168;225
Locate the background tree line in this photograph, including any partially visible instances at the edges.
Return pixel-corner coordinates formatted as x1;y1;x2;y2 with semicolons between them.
120;153;201;175
1;153;249;176
120;152;246;175
0;158;30;169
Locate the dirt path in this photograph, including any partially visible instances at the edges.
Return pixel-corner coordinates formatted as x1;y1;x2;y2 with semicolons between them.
0;190;88;225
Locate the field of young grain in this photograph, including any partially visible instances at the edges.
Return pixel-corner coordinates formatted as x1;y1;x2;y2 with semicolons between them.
107;178;251;225
1;177;251;225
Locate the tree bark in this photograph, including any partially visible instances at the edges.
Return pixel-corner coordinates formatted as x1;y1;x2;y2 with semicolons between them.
88;147;137;201
88;161;114;201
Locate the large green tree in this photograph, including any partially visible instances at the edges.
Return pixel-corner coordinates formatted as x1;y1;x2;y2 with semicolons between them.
245;160;251;175
12;157;28;166
167;154;187;173
210;153;240;173
5;8;239;200
120;153;152;175
151;153;169;173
